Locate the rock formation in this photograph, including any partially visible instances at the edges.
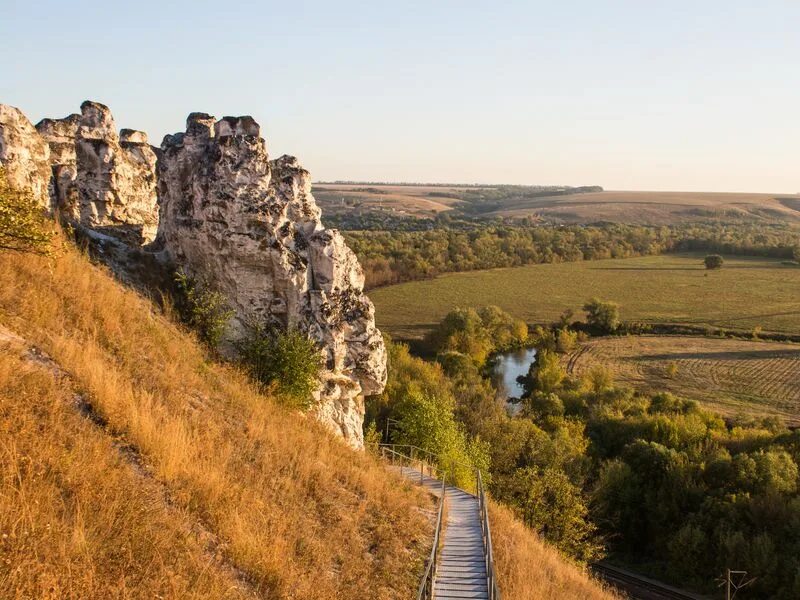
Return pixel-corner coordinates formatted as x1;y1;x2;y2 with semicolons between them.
0;104;51;207
0;100;386;448
35;113;80;221
156;113;386;447
36;102;159;245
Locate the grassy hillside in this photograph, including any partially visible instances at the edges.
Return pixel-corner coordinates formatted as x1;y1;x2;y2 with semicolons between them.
490;502;620;600
564;335;800;425
0;239;433;599
370;253;800;339
0;236;617;599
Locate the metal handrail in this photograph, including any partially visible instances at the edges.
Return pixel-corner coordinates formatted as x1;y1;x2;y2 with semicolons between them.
373;443;501;600
377;443;479;495
477;469;501;600
416;475;446;600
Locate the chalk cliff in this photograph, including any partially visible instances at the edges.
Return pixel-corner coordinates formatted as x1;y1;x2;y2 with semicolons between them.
35;102;159;245
0;104;51;207
0;101;386;447
156;113;387;446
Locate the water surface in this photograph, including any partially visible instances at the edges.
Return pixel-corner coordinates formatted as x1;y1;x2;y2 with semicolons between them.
492;347;537;400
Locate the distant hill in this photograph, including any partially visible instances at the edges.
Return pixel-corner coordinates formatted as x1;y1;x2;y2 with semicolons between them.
313;182;800;226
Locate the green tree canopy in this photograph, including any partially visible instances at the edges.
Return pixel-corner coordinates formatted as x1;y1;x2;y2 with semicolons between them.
704;254;724;269
582;298;621;334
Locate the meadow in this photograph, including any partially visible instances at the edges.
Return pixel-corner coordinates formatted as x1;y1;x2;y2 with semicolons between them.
564;335;800;425
370;253;800;339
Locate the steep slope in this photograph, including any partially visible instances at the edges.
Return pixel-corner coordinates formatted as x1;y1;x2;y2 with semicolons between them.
0;236;622;599
490;501;621;600
0;237;432;599
1;101;388;448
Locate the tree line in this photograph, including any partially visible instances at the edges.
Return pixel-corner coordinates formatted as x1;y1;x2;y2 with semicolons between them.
342;222;800;288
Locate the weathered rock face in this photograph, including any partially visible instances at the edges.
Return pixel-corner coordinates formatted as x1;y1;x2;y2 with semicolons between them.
157;113;387;446
35;102;159;245
1;100;385;447
0;104;51;207
35;113;80;219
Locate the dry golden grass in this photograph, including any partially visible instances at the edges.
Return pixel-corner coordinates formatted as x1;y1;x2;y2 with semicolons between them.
564;335;800;425
0;347;255;599
0;235;617;599
0;238;434;599
489;501;621;600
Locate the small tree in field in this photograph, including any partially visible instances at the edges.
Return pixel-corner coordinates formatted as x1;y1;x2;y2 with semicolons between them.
583;298;620;334
0;167;52;254
704;254;724;270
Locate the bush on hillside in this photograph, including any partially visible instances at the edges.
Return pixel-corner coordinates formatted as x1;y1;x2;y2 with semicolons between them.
0;167;52;254
173;270;233;349
239;324;322;409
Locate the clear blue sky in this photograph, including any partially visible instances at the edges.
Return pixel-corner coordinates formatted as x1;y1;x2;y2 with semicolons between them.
3;0;798;192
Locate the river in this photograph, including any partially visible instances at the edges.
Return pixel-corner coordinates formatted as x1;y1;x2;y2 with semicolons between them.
491;347;537;401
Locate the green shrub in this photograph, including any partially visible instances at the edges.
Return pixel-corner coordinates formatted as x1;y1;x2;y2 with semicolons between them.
173;271;233;349
239;324;322;409
528;350;566;394
0;168;52;254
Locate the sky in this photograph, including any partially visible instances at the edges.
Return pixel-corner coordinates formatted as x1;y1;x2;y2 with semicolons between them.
2;0;799;192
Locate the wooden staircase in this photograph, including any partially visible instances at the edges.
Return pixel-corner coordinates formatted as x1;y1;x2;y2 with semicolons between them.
383;445;500;600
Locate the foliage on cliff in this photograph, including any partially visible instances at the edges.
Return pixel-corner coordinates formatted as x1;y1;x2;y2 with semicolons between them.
0;167;52;253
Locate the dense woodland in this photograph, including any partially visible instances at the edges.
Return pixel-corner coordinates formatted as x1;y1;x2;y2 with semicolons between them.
340;222;800;288
367;305;800;599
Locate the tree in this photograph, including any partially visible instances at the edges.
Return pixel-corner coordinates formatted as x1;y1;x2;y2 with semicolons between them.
426;307;492;363
527;392;565;418
239;325;322;408
505;467;600;560
583;298;620;334
555;328;577;353
0;167;52;253
528;350;565;394
704;254;724;269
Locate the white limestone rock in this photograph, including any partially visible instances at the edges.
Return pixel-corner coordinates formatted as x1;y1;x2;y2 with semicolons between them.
35;113;80;219
156;113;387;447
0;104;51;207
36;101;159;244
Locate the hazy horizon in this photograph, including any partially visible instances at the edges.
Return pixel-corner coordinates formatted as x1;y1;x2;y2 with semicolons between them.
3;0;798;193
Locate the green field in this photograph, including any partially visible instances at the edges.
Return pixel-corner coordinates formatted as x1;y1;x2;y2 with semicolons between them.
370;254;800;339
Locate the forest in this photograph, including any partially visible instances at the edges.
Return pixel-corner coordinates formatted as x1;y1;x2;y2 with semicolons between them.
341;221;800;288
366;305;800;599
